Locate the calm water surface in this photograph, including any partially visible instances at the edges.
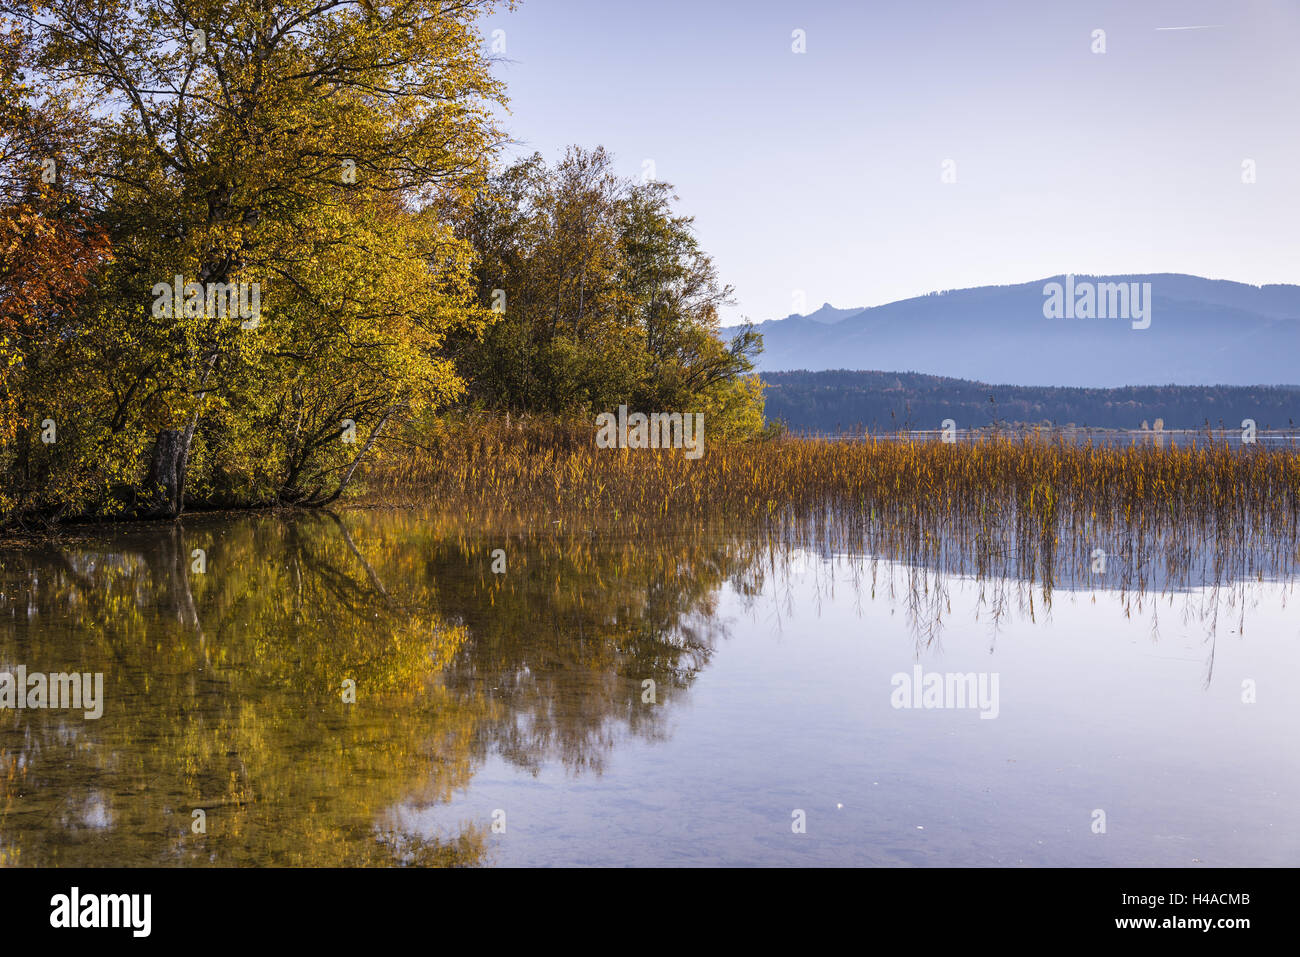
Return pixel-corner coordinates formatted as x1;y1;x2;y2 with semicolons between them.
1;509;1296;866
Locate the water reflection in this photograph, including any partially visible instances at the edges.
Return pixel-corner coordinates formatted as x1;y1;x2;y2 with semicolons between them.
0;506;1295;866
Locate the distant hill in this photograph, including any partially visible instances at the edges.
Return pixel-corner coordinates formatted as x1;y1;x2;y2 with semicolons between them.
761;369;1300;433
753;275;1300;387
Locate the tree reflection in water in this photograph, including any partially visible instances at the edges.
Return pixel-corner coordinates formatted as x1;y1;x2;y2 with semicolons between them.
0;502;1292;865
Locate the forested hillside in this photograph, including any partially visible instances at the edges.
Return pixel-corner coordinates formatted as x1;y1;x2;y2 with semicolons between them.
762;370;1300;433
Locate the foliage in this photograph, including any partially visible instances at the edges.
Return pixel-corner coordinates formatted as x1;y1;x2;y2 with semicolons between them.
452;146;764;431
1;0;507;521
0;5;768;528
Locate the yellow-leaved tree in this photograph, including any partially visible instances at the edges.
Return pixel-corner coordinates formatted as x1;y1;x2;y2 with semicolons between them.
3;0;507;518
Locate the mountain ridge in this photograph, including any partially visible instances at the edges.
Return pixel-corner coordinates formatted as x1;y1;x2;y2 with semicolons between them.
751;274;1300;387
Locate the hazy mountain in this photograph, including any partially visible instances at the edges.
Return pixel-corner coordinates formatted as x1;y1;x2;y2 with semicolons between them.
751;275;1300;387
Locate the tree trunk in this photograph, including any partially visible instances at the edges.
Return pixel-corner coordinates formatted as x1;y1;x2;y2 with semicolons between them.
317;410;393;506
142;429;185;518
146;349;216;519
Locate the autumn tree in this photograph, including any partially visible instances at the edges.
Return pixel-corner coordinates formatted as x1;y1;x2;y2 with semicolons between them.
0;20;112;518
616;176;764;436
454;146;765;434
3;0;507;519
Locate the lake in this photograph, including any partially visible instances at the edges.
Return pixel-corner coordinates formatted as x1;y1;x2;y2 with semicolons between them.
1;508;1296;866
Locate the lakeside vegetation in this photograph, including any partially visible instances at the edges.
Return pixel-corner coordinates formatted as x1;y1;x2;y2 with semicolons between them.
370;417;1300;523
363;418;1300;590
3;0;1297;543
0;1;763;527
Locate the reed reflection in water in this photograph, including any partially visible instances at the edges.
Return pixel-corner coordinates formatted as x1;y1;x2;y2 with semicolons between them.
0;503;1296;866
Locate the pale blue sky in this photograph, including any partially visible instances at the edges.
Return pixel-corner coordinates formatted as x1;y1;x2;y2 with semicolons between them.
481;0;1300;324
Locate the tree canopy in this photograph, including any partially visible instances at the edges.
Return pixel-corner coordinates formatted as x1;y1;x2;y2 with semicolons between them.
0;2;765;526
452;146;764;435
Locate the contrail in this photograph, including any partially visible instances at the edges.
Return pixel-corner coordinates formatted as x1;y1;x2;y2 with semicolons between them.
1154;25;1223;31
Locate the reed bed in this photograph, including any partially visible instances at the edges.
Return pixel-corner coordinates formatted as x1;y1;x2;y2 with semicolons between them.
362;417;1300;591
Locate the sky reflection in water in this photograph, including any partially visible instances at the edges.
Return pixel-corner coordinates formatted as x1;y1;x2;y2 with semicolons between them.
1;510;1295;866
